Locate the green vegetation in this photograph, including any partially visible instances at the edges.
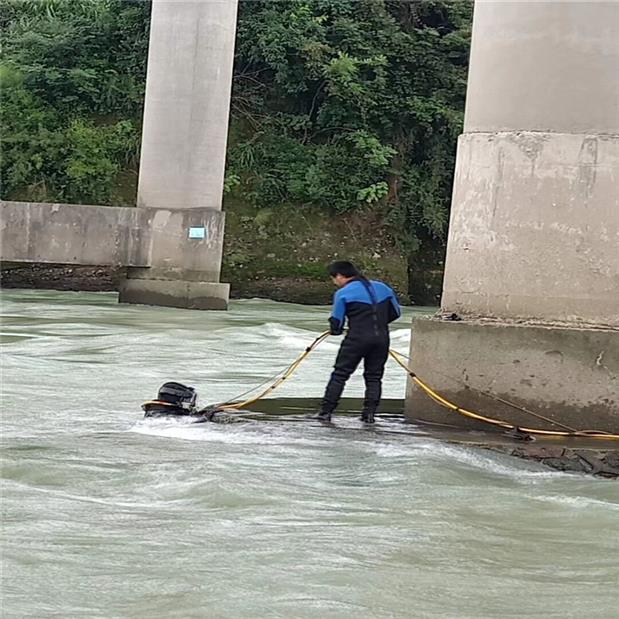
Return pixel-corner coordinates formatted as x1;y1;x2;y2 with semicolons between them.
0;0;149;204
230;1;471;256
0;0;472;302
222;201;410;304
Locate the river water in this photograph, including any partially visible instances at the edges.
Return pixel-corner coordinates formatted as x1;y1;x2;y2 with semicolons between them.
1;290;617;618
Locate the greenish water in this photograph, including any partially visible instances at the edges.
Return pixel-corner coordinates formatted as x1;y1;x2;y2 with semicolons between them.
1;290;618;618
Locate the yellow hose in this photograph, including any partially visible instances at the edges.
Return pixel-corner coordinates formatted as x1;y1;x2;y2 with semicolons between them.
216;331;331;410
195;331;619;441
389;350;619;440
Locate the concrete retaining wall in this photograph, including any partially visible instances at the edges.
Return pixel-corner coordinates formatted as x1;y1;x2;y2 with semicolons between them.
0;201;150;266
0;201;225;277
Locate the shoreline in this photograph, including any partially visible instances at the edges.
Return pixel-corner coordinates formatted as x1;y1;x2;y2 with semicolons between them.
0;263;338;305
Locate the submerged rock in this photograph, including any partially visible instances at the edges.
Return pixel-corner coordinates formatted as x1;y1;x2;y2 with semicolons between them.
486;444;619;478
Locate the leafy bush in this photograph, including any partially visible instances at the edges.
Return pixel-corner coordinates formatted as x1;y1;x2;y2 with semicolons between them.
0;0;149;204
1;0;472;271
229;0;472;252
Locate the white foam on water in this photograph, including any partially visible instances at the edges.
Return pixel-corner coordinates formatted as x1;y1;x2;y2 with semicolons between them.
372;443;423;458
128;418;326;449
2;479;187;510
430;442;566;482
535;493;619;511
389;327;412;349
216;322;323;349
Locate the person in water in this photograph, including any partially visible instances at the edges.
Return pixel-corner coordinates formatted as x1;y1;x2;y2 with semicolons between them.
313;261;401;423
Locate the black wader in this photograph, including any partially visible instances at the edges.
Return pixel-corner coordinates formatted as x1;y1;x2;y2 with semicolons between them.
320;333;390;422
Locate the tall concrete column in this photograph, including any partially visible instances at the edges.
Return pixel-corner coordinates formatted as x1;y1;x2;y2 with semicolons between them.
119;0;239;310
406;2;619;431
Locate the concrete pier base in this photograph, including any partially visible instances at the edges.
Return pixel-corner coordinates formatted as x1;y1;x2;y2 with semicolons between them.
117;207;229;310
118;208;230;310
405;318;619;434
119;277;229;310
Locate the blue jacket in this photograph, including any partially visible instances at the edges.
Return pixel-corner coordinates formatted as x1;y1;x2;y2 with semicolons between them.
329;278;401;337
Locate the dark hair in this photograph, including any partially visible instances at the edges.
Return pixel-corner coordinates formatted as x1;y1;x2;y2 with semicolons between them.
327;261;363;279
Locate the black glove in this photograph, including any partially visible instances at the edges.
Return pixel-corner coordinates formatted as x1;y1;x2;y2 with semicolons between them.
329;317;344;336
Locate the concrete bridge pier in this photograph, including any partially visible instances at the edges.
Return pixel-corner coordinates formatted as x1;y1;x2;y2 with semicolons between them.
406;2;619;432
119;0;239;310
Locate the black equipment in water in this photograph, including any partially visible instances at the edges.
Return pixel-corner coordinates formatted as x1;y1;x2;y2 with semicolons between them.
141;382;240;423
142;382;198;417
